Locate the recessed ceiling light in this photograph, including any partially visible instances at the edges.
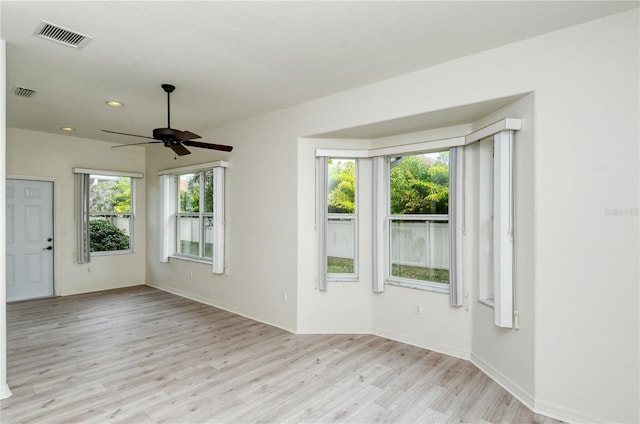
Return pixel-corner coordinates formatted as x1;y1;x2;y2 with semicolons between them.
106;100;124;107
61;127;75;132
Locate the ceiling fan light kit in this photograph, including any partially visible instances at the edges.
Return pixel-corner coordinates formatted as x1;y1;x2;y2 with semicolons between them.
102;84;233;156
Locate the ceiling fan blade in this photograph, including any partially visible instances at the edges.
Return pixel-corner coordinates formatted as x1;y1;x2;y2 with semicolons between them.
174;130;201;141
183;140;233;152
101;129;155;140
170;143;191;156
111;141;162;148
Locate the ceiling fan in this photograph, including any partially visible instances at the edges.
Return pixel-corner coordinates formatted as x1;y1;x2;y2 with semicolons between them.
102;84;233;156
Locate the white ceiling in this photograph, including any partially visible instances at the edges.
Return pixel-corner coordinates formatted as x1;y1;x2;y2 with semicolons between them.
2;1;637;143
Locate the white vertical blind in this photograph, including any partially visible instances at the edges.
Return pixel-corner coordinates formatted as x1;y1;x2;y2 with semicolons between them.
211;166;225;274
493;130;514;327
372;156;387;293
75;173;90;264
316;157;328;291
158;174;174;263
449;146;464;306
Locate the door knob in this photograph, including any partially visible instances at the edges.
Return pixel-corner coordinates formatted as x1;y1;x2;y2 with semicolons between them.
43;246;53;251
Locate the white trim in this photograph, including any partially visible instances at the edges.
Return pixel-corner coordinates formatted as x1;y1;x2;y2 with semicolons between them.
315;118;522;159
370;136;465;157
470;352;534;416
157;160;228;176
146;283;296;334
315;149;370;158
73;168;143;178
465;118;522;145
0;39;11;401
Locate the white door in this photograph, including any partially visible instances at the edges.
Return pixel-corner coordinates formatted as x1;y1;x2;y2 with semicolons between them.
6;179;54;301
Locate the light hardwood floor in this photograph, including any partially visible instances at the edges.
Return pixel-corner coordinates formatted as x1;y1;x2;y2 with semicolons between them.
1;286;562;423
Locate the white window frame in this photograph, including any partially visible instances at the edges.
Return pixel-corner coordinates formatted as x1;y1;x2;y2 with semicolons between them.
385;150;452;294
316;118;519;315
175;171;214;261
158;161;227;274
73;168;143;263
317;157;359;290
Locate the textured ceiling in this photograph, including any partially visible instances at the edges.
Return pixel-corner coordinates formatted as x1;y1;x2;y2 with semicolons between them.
2;1;637;142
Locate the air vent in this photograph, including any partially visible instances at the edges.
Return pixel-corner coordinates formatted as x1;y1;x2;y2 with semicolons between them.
35;21;92;49
12;86;37;98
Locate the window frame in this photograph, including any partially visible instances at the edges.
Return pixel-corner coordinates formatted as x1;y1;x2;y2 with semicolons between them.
158;161;227;274
326;158;359;283
385;151;451;294
89;174;134;256
175;170;214;261
74;168;143;263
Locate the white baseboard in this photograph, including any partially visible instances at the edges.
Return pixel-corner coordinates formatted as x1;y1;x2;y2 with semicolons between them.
296;325;373;334
373;326;470;360
534;397;616;424
0;383;12;400
146;282;297;334
471;352;621;424
470;352;535;409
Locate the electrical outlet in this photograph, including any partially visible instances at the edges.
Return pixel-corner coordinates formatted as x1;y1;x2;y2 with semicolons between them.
282;291;288;303
189;271;193;280
415;304;422;315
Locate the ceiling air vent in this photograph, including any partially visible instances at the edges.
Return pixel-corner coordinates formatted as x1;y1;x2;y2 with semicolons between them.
12;86;37;98
35;21;92;49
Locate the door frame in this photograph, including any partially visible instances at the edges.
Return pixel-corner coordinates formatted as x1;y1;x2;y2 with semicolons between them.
7;175;58;298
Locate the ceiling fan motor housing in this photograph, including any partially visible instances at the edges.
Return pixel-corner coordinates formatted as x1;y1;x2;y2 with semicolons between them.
153;127;180;140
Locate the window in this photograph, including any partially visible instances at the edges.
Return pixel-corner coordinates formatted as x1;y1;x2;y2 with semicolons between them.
326;158;357;278
158;161;227;274
89;175;133;254
316;118;519;314
176;170;214;260
317;157;358;289
387;151;450;292
74;168;143;263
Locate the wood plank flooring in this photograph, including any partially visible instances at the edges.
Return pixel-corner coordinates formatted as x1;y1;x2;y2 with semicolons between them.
1;286;562;423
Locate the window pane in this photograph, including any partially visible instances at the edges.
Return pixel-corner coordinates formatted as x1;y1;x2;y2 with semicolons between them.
328;159;355;214
178;216;200;256
179;173;200;213
88;215;131;252
88;174;132;253
203;215;213;259
89;176;131;213
327;217;355;274
390;219;449;284
389;152;449;215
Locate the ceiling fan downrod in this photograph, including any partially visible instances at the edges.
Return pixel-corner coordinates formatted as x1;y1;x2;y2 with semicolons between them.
162;84;175;129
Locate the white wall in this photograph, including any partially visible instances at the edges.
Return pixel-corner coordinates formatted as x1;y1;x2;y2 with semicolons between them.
145;10;638;423
294;10;634;423
6;128;146;295
145;110;299;332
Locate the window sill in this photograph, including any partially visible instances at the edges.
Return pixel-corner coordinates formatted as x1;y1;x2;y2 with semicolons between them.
91;250;133;257
169;255;212;265
386;278;449;294
478;297;495;308
327;276;359;283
